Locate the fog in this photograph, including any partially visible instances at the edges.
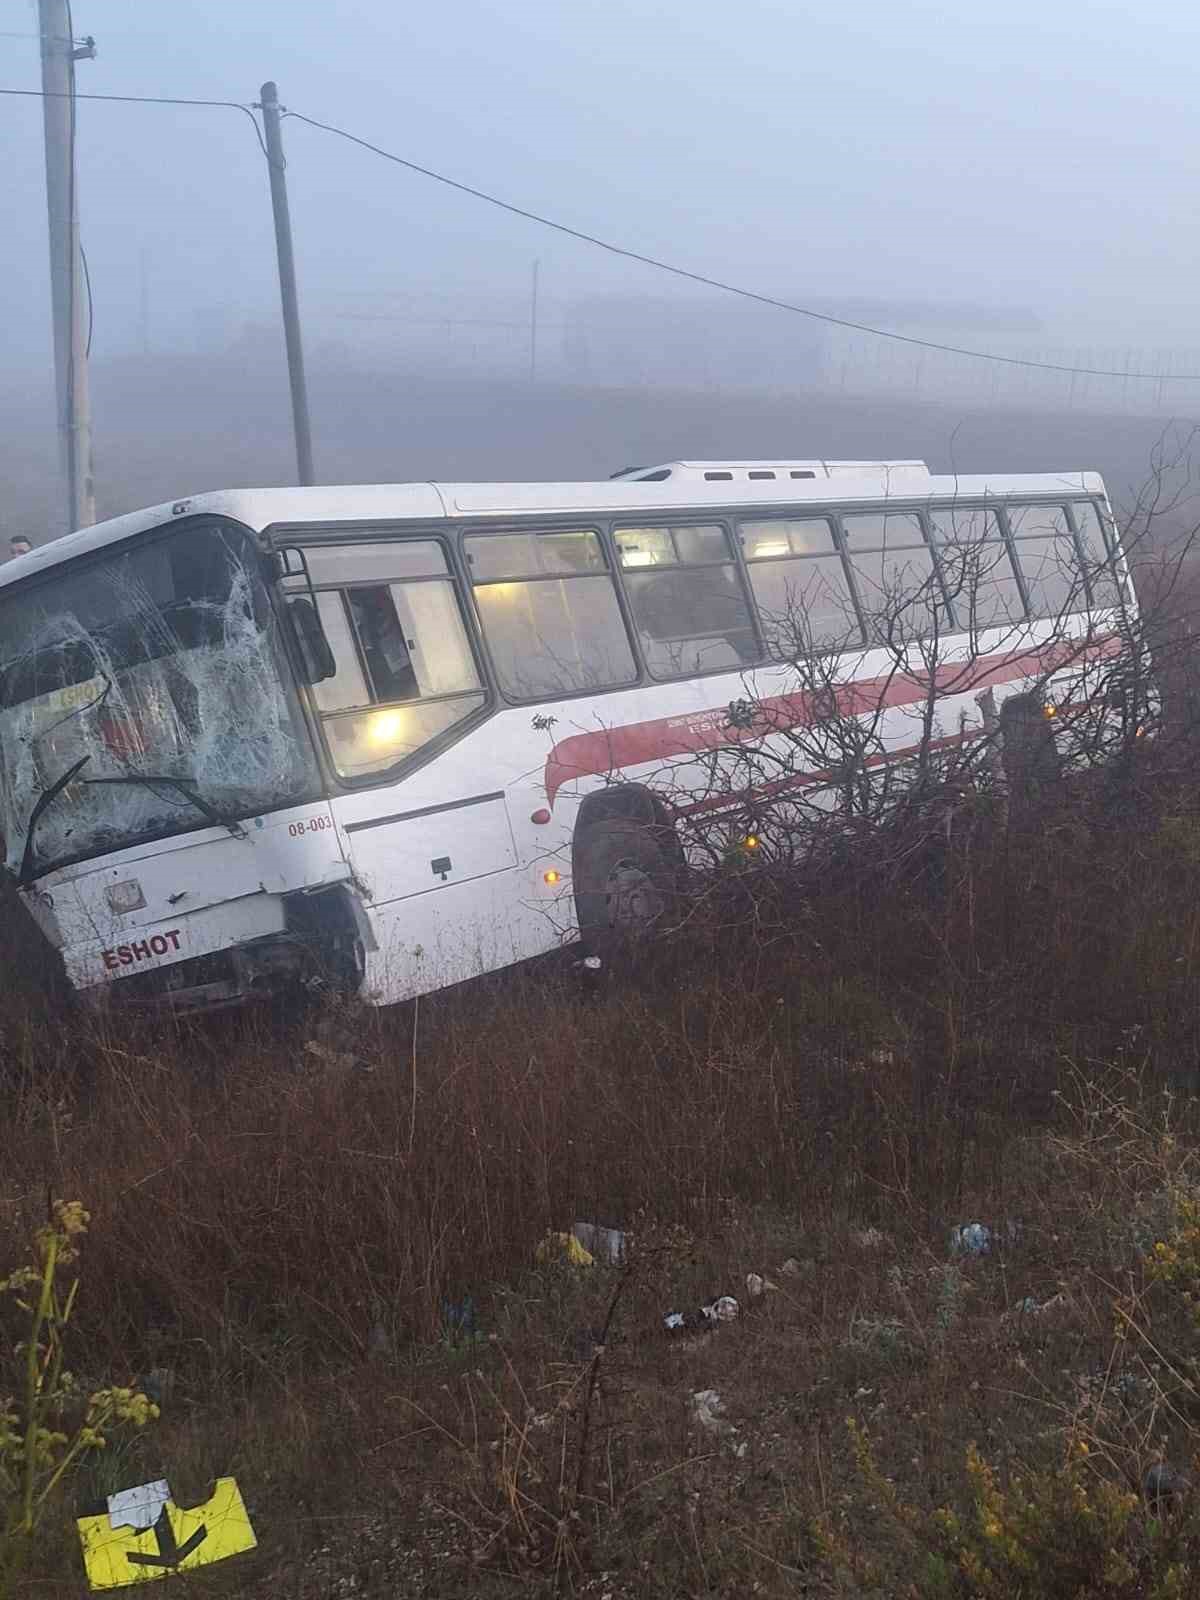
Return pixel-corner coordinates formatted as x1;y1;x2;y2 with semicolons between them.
6;0;1200;537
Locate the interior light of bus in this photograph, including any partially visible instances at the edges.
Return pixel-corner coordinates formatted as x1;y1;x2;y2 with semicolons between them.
543;868;561;885
365;709;407;748
620;549;656;567
750;540;790;559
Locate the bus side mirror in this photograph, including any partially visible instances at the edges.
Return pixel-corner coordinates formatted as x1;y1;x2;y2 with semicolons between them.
287;596;336;684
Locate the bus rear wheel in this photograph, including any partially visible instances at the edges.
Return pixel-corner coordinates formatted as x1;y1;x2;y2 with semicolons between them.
573;818;680;960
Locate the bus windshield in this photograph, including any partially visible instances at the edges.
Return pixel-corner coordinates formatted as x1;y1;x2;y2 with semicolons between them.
0;520;317;880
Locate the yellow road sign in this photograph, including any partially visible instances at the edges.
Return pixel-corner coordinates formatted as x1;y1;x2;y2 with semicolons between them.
77;1477;256;1590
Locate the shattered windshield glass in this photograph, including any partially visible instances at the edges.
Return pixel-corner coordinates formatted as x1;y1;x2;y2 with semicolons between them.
0;520;318;880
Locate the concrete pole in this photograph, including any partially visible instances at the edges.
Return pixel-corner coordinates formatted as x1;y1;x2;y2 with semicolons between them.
39;0;95;532
259;81;315;485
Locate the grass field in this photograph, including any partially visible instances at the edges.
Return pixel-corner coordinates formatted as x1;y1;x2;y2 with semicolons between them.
6;396;1200;1594
6;731;1200;1596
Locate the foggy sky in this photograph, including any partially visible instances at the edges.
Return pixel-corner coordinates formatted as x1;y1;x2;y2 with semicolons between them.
7;0;1200;381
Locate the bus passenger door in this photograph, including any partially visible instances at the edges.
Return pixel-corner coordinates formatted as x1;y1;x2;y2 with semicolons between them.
289;534;518;906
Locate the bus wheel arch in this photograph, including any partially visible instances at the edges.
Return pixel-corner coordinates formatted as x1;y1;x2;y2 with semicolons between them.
571;786;683;956
999;692;1062;807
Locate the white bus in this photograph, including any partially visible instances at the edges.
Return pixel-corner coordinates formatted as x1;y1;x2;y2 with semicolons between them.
0;459;1132;1013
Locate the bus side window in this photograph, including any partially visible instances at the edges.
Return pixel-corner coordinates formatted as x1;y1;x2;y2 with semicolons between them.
840;511;944;642
739;518;862;656
1006;506;1087;622
613;523;759;678
466;528;637;700
1069;501;1123;608
294;540;486;780
926;505;1027;634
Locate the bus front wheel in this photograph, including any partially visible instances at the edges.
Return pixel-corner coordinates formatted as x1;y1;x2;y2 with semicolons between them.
573;818;679;960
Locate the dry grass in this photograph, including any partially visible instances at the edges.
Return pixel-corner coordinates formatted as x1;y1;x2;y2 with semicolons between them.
7;744;1200;1595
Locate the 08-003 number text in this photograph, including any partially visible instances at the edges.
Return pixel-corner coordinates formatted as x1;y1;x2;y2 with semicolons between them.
288;816;333;838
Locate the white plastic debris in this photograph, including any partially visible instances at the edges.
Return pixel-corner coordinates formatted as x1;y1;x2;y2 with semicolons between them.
689;1389;746;1455
572;1220;627;1265
854;1227;887;1251
746;1272;765;1300
708;1295;739;1323
949;1223;992;1257
1016;1292;1072;1318
690;1389;729;1431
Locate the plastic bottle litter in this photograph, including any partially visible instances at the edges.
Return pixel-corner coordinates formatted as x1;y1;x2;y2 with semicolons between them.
949;1223;993;1258
746;1273;766;1300
571;1220;627;1265
535;1231;594;1267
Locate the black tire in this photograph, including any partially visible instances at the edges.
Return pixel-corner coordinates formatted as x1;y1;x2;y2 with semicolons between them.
1000;696;1061;813
573;818;680;960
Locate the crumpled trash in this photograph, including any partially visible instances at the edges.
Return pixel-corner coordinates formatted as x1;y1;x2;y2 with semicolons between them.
746;1272;780;1299
665;1295;739;1335
1011;1291;1073;1322
779;1257;808;1278
689;1389;747;1455
949;1223;992;1257
572;1221;627;1265
854;1227;887;1251
536;1231;594;1267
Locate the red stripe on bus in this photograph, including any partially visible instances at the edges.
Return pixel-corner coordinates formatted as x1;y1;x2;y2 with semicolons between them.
542;637;1118;805
671;731;978;820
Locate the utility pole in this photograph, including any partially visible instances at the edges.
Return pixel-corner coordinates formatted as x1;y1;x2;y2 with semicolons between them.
529;259;540;384
258;81;315;485
39;0;95;532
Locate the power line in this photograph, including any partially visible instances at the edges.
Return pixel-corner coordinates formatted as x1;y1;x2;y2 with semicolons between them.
284;109;1199;385
0;85;270;158
6;80;1200;384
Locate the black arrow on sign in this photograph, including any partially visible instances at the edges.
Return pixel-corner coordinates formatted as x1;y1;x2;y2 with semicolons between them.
126;1506;207;1569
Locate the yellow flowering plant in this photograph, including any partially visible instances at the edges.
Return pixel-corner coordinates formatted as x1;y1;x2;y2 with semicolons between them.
1;1200;158;1592
837;1421;1148;1599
